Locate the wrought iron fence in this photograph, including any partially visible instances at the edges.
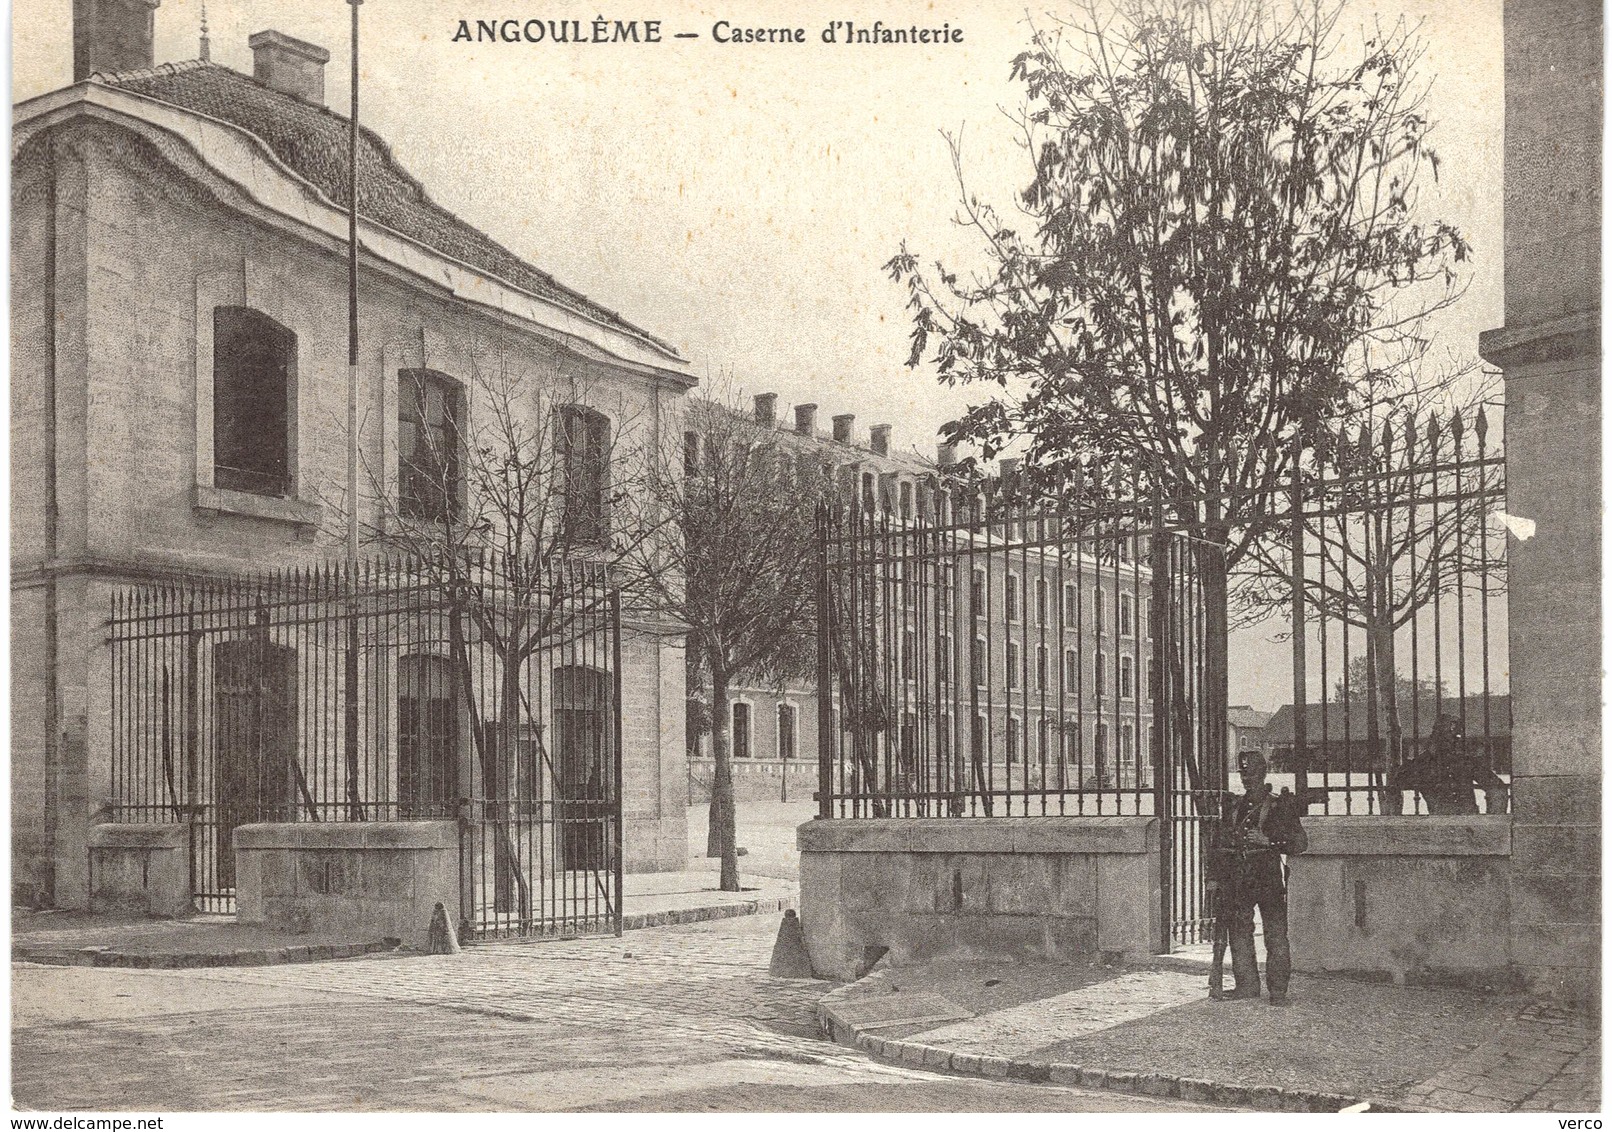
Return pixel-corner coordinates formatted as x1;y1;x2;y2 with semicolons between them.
108;552;624;938
813;407;1506;945
1275;407;1509;816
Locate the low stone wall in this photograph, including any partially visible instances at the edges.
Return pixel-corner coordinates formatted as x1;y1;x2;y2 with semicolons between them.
1288;816;1514;987
798;817;1161;981
88;824;192;918
233;822;459;951
687;757;817;804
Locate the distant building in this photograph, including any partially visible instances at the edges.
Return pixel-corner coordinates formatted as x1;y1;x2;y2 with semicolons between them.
687;394;1156;801
1263;696;1513;777
1227;705;1272;760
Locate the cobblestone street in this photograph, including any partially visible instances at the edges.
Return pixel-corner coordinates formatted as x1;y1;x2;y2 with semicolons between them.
11;912;1223;1112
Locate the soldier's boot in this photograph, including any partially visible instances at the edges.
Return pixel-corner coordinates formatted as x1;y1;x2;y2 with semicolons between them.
1225;932;1262;1000
1265;911;1293;1005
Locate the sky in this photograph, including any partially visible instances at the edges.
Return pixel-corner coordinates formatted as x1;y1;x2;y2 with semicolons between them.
11;0;1506;709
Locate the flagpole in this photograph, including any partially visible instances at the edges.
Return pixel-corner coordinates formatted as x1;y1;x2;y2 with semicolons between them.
343;0;364;821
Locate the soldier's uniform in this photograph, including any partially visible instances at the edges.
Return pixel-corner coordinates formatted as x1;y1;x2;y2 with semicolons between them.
1214;750;1306;1005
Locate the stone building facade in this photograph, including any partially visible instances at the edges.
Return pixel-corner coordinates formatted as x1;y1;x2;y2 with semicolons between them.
1477;0;1601;1006
12;6;693;908
688;394;1155;805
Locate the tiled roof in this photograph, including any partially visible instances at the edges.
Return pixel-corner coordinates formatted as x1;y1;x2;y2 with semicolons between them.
92;60;678;356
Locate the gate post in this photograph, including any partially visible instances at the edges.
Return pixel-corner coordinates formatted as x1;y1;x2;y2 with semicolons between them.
1149;483;1171;953
1289;443;1310;809
815;502;834;820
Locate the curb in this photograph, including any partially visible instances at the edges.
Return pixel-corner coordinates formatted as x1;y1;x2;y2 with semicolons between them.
817;972;1411;1114
15;938;401;969
621;893;797;931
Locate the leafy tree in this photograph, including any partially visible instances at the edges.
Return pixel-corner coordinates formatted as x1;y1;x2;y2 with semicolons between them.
887;0;1469;792
619;394;826;892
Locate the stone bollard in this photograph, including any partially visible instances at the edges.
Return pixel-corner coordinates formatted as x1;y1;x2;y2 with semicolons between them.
427;902;461;955
769;908;815;978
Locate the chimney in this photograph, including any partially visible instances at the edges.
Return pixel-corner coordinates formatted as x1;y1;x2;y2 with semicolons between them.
794;404;817;436
249;30;330;104
832;413;855;444
937;442;958;466
73;0;161;82
753;393;777;426
870;424;892;457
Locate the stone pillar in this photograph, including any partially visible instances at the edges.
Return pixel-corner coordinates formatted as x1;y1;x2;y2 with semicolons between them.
1478;0;1602;1009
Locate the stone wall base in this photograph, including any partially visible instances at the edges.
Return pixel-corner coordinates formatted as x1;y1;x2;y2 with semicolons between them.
798;817;1161;982
88;823;192;918
233;822;459;951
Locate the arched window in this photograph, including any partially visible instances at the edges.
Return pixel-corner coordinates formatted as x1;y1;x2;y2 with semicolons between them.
556;406;610;545
213;306;294;496
553;665;612;872
398;654;458;817
398;370;462;523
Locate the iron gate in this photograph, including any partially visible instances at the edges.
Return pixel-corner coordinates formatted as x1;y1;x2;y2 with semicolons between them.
815;488;1225;947
107;552;624;938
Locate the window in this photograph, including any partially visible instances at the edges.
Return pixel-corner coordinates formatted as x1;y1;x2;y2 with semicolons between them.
683;430;700;476
213;306;294;496
398;370;461;523
1144;596;1154;639
938;634;953;683
397;655;457;816
732;702;751;759
558;406;610;545
1095;721;1111;785
972;638;986;687
1121;722;1136;762
1094;586;1105;633
900;481;913;521
1006;717;1020;764
1038;719;1051;762
1120;593;1135;638
778;704;797;761
902;627;917;680
971;570;986;616
1063;721;1081;763
1036;645;1048;691
1006;574;1020;621
1146;657;1155;702
1120;655;1134;700
971;714;986;759
1035;578;1049;624
1063;583;1078;628
1119;537;1131;564
1065;649;1079;689
1006;642;1020;689
1095;653;1107;698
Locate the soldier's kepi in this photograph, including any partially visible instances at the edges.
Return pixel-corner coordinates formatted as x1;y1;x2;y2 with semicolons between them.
1209;749;1307;1006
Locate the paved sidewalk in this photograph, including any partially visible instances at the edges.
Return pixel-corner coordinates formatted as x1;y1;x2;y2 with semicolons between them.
13;870;797;967
819;957;1601;1113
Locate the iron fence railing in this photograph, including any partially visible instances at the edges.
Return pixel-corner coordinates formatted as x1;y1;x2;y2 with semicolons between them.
108;551;624;937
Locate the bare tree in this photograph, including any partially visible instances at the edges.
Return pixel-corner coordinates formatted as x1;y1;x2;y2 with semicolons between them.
361;346;662;927
886;0;1471;789
1234;377;1504;809
618;394;827;892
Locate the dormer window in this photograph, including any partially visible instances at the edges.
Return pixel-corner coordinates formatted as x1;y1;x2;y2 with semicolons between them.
213;306;294;497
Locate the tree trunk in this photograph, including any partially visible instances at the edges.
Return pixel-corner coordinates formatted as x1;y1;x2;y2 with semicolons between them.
1369;621;1404;815
706;670;741;891
1196;539;1230;799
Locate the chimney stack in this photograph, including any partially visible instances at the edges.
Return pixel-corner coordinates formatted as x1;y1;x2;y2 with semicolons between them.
753;393;777;426
73;0;161;82
832;413;855;444
937;442;958;466
870;424;892;457
794;404;817;436
249;30;330;104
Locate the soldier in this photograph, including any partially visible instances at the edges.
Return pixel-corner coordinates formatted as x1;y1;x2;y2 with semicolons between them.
1210;749;1307;1005
1396;714;1510;815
